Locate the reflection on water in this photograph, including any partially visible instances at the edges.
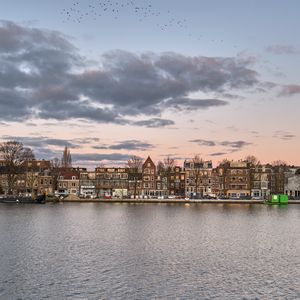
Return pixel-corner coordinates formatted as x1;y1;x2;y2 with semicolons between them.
0;203;299;299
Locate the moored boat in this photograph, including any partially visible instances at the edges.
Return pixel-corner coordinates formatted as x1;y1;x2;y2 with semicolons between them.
0;194;46;204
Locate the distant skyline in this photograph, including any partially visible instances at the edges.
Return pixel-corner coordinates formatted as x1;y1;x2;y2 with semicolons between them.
1;0;299;168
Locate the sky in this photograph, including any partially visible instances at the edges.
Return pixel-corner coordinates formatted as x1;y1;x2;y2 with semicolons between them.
0;0;300;168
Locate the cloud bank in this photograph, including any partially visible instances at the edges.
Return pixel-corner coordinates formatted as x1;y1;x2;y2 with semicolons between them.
0;21;261;127
190;139;252;155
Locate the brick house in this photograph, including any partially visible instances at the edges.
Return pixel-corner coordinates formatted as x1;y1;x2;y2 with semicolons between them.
57;170;80;196
142;156;156;197
95;167;129;197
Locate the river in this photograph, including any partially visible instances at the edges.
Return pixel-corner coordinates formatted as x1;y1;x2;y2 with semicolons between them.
0;203;299;299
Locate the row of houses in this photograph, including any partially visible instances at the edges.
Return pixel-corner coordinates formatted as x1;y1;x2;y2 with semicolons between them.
1;157;300;199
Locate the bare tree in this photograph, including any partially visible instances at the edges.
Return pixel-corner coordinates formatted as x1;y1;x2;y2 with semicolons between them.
23;148;36;196
157;156;176;192
0;141;35;195
163;156;176;173
127;155;143;171
26;170;38;197
127;155;143;199
272;160;287;166
219;158;230;166
156;161;165;175
156;157;176;175
193;154;204;164
51;157;61;193
23;148;35;162
244;155;260;167
61;146;72;169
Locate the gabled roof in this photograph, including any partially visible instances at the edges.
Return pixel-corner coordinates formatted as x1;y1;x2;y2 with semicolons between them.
59;170;80;180
142;156;155;169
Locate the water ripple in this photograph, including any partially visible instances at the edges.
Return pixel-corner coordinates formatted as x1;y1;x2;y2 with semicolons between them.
0;203;299;299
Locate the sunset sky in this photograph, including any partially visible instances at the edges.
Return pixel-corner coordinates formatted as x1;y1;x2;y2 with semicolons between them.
1;0;299;168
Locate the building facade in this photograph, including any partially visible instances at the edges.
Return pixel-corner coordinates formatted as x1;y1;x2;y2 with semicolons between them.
57;170;80;196
222;161;251;198
95;167;129;197
79;171;96;198
142;156;156;197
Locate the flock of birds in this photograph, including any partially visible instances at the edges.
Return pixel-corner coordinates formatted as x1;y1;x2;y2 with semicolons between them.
60;0;237;47
61;0;188;32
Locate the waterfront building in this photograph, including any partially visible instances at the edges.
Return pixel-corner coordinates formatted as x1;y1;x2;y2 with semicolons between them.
155;173;168;198
0;160;51;195
284;167;300;199
79;171;96;198
221;161;251;198
95;167;129;198
141;156;156;197
128;171;143;199
57;170;80;196
37;170;54;195
211;167;223;197
168;166;186;197
184;159;213;198
250;164;271;199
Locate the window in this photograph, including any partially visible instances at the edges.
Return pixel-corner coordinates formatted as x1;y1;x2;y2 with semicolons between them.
253;191;260;197
72;176;76;180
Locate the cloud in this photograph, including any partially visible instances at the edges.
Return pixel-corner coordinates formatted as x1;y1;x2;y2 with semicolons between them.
0;134;135;164
189;139;216;146
273;131;296;141
266;45;300;55
210;152;228;156
219;140;252;150
1;135;81;148
0;21;262;126
132;118;175;128
279;84;300;96
72;153;132;162
93;140;154;151
163;97;228;110
190;139;252;152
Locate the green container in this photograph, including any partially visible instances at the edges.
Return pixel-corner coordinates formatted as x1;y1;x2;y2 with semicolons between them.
271;195;280;203
279;194;288;204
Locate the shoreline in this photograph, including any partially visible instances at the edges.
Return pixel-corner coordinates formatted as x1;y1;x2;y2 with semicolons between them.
49;199;300;204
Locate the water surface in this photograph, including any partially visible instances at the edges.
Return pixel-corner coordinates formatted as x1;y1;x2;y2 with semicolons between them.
0;203;299;299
